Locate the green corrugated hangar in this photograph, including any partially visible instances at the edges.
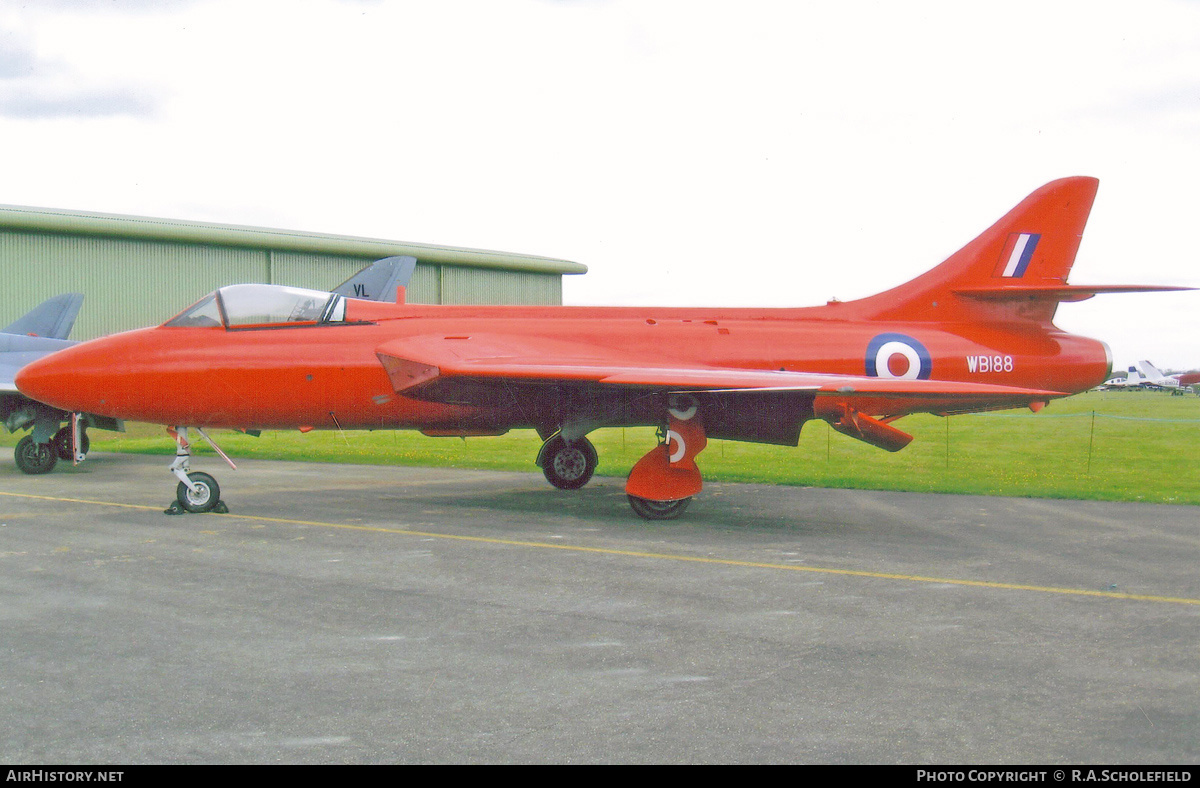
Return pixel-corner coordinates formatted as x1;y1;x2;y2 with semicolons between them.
0;204;586;340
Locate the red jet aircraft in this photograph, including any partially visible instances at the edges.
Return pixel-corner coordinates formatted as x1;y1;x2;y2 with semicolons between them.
15;177;1186;518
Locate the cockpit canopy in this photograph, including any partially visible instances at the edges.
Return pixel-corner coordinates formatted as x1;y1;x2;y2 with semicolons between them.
165;284;347;329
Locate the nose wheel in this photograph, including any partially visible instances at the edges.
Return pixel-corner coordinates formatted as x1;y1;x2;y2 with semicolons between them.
174;471;224;513
163;427;232;515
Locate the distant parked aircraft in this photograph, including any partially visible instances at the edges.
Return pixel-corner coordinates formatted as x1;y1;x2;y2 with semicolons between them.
1137;360;1199;395
1100;367;1146;390
0;294;123;473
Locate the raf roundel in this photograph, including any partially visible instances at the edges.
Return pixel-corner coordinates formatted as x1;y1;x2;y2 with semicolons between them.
865;333;932;380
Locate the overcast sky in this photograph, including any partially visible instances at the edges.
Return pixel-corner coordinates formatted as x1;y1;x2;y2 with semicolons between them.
2;0;1198;368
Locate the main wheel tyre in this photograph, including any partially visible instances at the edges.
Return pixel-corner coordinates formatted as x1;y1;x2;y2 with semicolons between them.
541;435;598;490
15;436;58;475
52;427;90;461
176;471;221;513
627;495;690;521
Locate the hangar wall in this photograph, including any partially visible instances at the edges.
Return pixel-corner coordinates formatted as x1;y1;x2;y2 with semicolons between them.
0;205;586;340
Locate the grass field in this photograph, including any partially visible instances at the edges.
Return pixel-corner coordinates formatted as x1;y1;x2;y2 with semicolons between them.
7;389;1198;505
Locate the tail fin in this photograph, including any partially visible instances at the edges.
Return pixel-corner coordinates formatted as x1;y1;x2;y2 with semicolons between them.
849;177;1100;324
1137;360;1164;379
332;256;417;303
3;293;84;339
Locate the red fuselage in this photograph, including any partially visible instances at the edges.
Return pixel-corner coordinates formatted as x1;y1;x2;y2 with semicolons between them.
16;298;1112;433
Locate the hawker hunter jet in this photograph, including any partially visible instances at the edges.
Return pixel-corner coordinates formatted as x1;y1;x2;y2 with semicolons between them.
16;177;1188;518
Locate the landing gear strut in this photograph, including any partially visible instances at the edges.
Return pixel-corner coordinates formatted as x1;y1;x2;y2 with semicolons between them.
164;426;232;514
538;434;598;490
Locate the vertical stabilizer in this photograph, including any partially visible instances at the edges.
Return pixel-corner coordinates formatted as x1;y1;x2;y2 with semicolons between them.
333;256;417;303
1137;360;1164;380
3;293;84;339
848;177;1099;325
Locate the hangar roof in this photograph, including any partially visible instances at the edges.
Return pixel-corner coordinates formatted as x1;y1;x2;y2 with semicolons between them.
0;203;587;276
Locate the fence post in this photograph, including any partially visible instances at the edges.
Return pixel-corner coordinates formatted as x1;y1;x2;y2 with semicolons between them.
945;416;950;469
1087;411;1096;475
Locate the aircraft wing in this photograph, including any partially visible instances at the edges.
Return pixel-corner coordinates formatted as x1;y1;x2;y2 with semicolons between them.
0;334;76;392
0;361;21;392
375;333;1066;417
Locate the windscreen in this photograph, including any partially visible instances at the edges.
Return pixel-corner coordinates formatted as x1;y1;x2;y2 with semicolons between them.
164;285;346;328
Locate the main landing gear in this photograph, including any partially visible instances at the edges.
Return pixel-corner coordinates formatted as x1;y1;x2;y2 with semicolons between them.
15;435;57;475
623;395;708;521
14;418;90;475
163;426;232;515
537;433;598;490
626;494;691;520
538;395;709;520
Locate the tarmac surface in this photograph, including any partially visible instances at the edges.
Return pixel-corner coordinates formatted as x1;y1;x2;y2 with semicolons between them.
1;451;1198;764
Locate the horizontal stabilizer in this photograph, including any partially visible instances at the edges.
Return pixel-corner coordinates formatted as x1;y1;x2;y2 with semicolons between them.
953;284;1192;303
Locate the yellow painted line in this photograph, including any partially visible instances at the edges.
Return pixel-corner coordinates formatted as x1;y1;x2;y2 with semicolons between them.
0;491;167;512
3;490;1199;606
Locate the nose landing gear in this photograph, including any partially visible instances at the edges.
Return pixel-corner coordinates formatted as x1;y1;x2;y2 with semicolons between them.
163;426;232;515
176;471;221;513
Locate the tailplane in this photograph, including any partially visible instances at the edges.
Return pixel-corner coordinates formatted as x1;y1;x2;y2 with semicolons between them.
846;177;1184;325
